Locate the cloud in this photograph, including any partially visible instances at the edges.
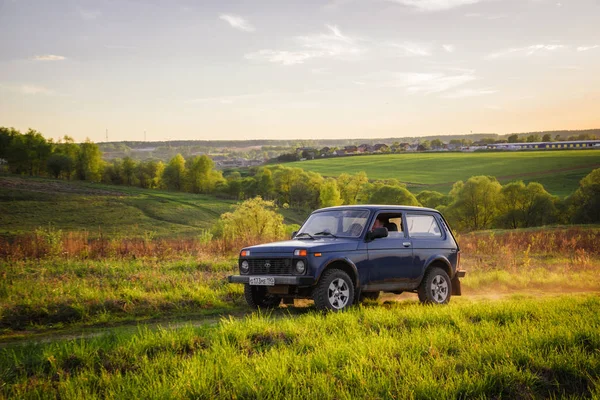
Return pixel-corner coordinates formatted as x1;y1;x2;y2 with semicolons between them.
486;44;566;59
577;45;599;52
20;85;54;95
245;25;362;65
441;88;497;98
219;14;255;32
386;0;488;12
443;44;455;53
78;8;101;20
33;54;66;61
385;42;432;57
387;71;477;94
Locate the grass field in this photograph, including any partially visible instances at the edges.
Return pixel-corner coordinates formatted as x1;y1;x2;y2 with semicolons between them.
0;176;308;238
284;150;600;196
1;295;599;399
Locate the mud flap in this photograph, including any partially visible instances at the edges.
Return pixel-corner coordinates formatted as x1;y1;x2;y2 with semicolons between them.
451;276;462;296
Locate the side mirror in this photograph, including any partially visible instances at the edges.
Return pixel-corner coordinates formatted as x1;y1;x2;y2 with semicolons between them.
291;231;298;239
367;227;388;241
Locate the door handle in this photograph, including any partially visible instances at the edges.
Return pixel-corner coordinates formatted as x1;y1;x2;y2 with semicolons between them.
403;242;411;247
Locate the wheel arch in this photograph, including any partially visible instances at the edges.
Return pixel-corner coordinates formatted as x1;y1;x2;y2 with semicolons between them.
422;256;453;282
317;258;360;288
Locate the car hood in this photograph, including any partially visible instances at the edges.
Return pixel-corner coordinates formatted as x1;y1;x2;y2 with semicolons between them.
244;238;360;254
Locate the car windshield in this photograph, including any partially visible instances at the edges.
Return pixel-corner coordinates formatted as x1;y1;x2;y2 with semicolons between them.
297;210;370;238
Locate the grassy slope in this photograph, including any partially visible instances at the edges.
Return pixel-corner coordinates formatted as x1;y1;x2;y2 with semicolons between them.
0;176;308;238
1;295;599;399
284;150;600;196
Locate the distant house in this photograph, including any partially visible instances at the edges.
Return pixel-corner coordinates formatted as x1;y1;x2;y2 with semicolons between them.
357;144;372;153
320;146;331;155
344;145;358;154
335;149;346;156
373;143;389;152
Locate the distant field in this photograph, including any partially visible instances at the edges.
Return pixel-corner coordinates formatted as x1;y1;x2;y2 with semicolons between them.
284;150;600;196
0;177;307;238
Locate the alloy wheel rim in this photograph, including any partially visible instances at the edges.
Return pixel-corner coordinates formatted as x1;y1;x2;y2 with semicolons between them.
328;278;350;309
430;275;448;303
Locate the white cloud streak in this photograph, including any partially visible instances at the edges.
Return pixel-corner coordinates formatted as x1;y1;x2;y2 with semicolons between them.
385;42;432;56
577;45;599;52
386;71;477;94
442;44;455;53
386;0;488;12
33;54;66;61
486;44;566;59
245;25;362;66
219;14;255;32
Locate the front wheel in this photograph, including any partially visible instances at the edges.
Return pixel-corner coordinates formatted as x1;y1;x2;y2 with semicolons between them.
418;267;451;304
244;285;282;309
313;269;355;311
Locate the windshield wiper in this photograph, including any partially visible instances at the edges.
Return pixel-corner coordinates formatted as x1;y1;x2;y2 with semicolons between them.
295;232;315;239
314;231;338;238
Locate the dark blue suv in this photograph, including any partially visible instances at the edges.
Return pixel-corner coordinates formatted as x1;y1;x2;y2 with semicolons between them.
228;205;465;311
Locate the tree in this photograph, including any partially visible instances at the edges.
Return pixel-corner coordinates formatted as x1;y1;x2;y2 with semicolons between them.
445;176;501;231
568;168;600;223
542;133;552;142
416;191;449;209
497;181;557;228
507;134;519;143
162;154;186;191
137;160;164;189
337;172;368;205
46;153;73;179
320;178;343;207
256;168;275;199
76;139;103;182
368;185;420;206
430;139;444;149
186;155;218;194
121;157;137;186
526;134;541;143
216;197;285;244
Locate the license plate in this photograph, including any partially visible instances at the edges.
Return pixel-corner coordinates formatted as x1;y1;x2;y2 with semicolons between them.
249;277;275;286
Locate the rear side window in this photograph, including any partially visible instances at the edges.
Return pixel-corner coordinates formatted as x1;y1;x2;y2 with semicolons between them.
406;214;442;238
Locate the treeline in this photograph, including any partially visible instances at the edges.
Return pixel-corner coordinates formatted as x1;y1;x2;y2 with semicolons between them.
1;127;599;231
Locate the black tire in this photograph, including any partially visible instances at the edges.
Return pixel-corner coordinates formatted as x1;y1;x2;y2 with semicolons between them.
359;291;380;302
418;267;452;304
244;285;282;309
313;269;355;311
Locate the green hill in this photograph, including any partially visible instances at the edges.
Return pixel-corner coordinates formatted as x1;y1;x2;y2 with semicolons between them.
284;150;600;196
0;176;307;238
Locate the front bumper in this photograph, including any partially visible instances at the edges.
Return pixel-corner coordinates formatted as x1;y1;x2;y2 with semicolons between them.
228;275;316;286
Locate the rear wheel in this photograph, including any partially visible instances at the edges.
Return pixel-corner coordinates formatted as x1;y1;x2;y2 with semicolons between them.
244;285;282;309
418;267;451;304
314;269;355;311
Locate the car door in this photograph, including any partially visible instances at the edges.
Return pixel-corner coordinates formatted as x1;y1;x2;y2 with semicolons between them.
365;211;417;291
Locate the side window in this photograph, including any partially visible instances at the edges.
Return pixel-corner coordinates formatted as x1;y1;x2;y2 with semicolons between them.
372;212;404;238
406;214;442;238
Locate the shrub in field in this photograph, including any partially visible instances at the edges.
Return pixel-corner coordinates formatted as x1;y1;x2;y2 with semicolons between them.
214;196;285;245
445;176;501;231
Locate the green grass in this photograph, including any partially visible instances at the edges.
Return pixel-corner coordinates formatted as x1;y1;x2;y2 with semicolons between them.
284;150;600;196
1;295;599;399
0;176;308;238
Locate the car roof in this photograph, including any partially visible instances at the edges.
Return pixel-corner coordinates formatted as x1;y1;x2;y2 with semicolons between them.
315;205;439;213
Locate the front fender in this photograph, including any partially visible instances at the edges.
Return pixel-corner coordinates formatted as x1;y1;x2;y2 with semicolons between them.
315;257;360;287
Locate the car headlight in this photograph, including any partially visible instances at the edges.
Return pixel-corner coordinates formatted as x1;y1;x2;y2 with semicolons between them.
240;260;249;273
295;260;305;274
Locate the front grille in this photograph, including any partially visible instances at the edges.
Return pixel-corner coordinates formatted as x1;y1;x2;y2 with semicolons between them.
247;258;293;275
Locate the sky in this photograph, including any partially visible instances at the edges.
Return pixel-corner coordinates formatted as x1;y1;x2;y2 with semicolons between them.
0;0;599;143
